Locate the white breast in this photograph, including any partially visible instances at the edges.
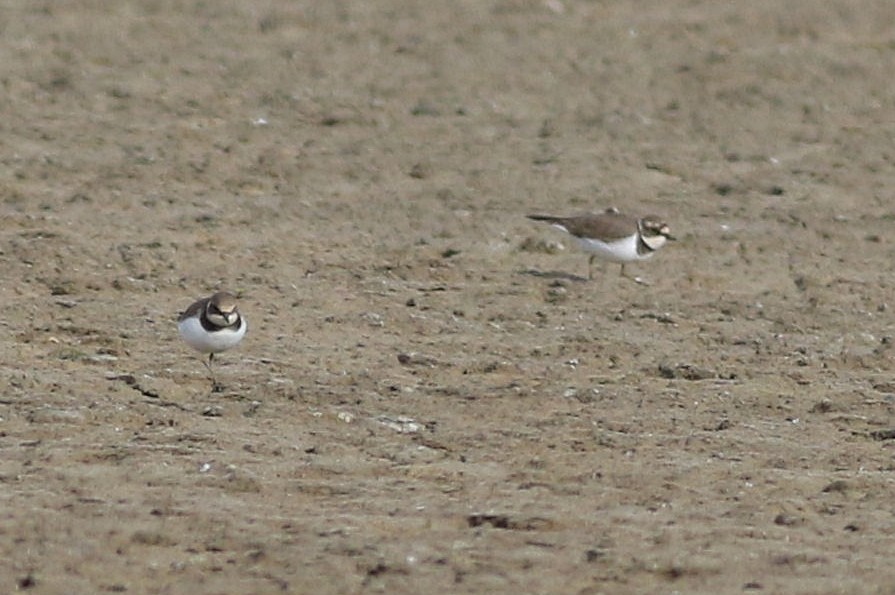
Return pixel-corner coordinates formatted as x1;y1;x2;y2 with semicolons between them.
575;233;652;263
178;316;247;353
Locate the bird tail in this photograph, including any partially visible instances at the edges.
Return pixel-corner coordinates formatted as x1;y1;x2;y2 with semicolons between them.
527;214;563;224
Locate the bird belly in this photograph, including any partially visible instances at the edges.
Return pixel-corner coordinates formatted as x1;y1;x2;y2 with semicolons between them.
178;317;247;353
576;234;650;263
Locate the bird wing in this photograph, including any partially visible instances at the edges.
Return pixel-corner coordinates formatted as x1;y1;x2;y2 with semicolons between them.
554;212;638;241
178;296;209;322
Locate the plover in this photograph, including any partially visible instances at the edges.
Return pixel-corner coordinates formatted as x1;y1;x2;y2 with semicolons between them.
177;291;247;391
527;208;674;280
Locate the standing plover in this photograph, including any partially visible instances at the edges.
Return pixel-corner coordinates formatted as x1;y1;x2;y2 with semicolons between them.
527;208;674;280
177;291;247;391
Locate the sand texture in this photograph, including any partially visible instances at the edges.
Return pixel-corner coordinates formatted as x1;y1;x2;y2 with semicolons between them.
2;1;895;593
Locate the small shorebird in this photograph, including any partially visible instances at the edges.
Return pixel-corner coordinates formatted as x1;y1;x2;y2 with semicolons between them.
527;208;674;281
177;291;247;391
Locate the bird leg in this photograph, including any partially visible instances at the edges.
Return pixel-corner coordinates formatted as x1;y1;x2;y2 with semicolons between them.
203;353;223;393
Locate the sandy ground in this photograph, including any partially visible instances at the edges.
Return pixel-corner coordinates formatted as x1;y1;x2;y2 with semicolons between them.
2;1;895;593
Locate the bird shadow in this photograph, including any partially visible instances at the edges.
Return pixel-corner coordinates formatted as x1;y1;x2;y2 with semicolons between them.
517;268;589;283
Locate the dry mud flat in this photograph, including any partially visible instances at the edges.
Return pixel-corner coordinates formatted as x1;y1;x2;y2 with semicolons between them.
3;1;895;593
